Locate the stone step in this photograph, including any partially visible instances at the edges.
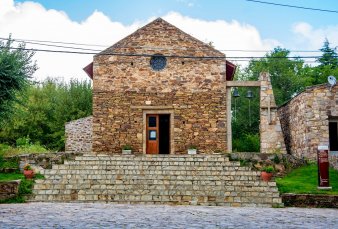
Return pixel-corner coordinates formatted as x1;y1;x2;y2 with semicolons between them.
32;154;283;207
34;180;278;190
43;168;255;175
64;160;237;166
31;194;282;207
33;189;280;198
77;154;230;162
55;166;247;173
41;174;259;183
33;187;279;198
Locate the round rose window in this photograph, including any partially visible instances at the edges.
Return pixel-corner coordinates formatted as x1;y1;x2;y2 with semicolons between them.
150;54;167;71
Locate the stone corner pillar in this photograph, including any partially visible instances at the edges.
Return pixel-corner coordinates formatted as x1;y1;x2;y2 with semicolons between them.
259;72;287;154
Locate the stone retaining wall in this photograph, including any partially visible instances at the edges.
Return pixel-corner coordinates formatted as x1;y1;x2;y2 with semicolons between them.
282;193;338;208
5;152;84;172
65;116;92;152
0;180;21;200
229;153;306;176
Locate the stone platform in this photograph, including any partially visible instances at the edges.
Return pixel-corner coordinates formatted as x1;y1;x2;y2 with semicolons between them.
32;154;282;207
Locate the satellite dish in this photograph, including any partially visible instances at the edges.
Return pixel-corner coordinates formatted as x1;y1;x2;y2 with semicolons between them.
328;75;336;86
328;75;336;91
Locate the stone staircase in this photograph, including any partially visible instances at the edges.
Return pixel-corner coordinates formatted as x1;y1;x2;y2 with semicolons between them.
32;154;283;207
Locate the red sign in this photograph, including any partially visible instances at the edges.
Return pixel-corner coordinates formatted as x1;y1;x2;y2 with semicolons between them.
317;146;331;189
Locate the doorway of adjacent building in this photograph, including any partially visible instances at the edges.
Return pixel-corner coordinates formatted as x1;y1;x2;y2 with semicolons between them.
329;120;338;152
146;114;170;154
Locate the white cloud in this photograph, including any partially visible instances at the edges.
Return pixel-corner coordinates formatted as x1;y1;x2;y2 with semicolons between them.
292;22;338;50
163;12;280;61
0;0;281;81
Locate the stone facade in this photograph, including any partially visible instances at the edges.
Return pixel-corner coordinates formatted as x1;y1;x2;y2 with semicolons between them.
65;116;92;152
92;18;228;154
278;84;338;160
259;73;286;154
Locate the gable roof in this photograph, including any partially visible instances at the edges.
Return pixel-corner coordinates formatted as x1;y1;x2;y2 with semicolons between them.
97;18;225;57
85;18;236;80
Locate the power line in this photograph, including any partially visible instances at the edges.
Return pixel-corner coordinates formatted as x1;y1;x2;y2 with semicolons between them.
0;38;102;52
0;36;323;53
3;46;333;60
0;37;107;47
245;0;338;13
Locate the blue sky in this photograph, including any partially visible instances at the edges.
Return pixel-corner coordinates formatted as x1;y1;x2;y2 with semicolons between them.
2;0;338;80
14;0;338;46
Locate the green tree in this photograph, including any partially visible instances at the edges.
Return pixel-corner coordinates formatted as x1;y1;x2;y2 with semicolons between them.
0;37;37;121
231;67;260;152
318;38;338;68
0;79;92;150
310;39;338;84
243;47;310;106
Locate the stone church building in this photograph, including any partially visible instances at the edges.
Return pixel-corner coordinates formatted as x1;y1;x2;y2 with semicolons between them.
66;18;286;155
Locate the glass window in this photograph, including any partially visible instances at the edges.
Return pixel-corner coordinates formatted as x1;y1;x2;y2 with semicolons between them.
150;54;167;71
149;116;156;127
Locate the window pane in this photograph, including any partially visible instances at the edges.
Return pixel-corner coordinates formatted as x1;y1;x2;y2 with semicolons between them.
149;117;156;127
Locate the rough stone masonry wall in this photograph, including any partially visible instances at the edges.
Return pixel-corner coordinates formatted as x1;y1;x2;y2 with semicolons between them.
92;18;227;154
93;91;226;154
65;116;92;152
278;84;338;160
259;72;286;154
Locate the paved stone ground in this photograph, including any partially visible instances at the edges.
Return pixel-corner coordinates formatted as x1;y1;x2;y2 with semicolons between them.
0;203;337;229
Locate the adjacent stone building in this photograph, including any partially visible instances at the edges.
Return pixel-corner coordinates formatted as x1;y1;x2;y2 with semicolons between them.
278;84;338;160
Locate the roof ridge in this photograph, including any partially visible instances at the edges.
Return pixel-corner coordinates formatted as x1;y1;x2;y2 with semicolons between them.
96;17;225;57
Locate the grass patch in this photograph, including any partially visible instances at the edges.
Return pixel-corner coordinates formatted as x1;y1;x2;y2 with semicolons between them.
276;164;338;195
0;143;49;157
0;173;24;181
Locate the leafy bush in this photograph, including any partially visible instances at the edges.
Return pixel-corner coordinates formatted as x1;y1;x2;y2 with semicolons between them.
0;143;48;157
188;145;197;150
122;145;132;150
16;136;30;147
273;154;281;164
0;156;19;171
262;166;275;173
19;178;34;195
233;133;260;152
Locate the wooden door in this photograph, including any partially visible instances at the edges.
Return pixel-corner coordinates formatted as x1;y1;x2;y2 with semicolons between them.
146;114;159;154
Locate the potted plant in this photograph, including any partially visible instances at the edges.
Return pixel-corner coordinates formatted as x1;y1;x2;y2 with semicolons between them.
122;145;132;154
23;164;35;179
187;145;197;155
261;166;274;182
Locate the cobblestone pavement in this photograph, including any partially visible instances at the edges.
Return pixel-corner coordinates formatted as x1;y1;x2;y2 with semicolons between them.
0;203;337;229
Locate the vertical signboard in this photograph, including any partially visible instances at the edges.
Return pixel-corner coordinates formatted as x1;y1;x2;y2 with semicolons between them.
317;145;332;190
